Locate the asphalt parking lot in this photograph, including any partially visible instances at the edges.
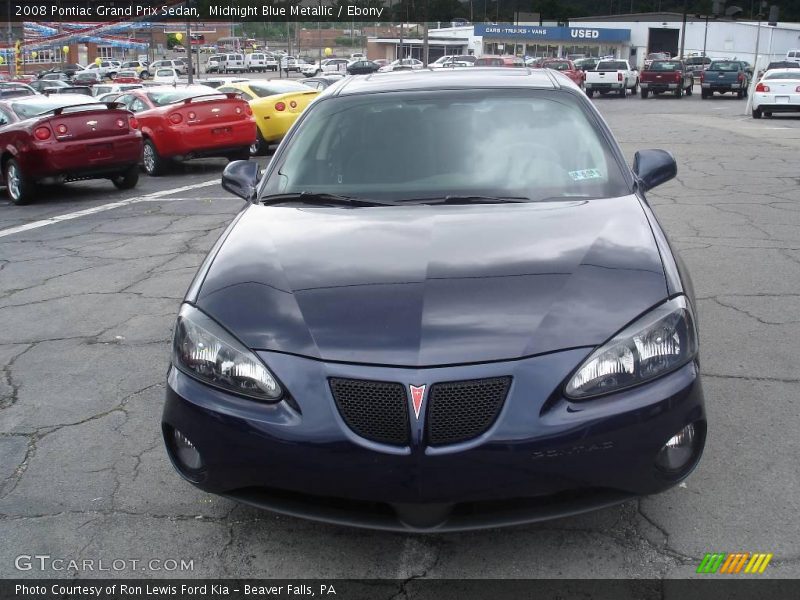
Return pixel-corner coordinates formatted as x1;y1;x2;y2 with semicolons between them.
0;84;799;583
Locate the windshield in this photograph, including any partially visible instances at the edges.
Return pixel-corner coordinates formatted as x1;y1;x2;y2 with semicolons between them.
764;72;800;80
248;81;307;97
709;61;739;71
11;96;95;119
263;89;628;203
545;61;571;70
648;61;682;71
146;87;215;105
596;61;628;70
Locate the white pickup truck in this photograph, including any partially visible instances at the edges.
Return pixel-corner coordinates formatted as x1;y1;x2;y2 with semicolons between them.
584;59;639;98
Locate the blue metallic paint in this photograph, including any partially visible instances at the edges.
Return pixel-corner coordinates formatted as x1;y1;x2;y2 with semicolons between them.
163;70;706;530
195;196;668;367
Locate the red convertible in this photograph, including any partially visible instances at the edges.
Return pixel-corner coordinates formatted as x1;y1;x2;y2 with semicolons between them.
540;59;586;88
0;94;142;205
112;85;256;176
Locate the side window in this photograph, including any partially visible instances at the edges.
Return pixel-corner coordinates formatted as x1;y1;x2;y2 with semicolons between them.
130;97;149;113
116;94;135;110
0;109;11;126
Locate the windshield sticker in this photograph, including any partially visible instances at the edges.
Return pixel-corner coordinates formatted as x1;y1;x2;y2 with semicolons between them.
568;169;602;181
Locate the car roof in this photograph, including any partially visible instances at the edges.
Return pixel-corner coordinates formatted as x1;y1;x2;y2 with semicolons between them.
330;68;558;96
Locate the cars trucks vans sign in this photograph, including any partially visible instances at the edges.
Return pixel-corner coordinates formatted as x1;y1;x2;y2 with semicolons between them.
474;24;631;43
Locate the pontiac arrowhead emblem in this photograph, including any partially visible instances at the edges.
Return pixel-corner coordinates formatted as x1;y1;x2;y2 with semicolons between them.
409;384;426;420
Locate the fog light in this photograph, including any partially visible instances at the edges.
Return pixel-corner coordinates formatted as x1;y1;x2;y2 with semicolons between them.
173;429;203;471
656;423;696;472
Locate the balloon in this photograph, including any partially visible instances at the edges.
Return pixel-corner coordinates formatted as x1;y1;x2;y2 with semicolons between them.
324;47;332;57
62;45;69;54
95;57;101;65
31;51;37;59
175;32;183;42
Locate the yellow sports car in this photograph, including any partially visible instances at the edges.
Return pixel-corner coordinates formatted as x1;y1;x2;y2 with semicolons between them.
217;80;319;155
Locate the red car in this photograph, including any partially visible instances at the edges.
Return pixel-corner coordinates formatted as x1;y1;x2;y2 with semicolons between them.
0;94;142;205
112;71;142;84
112;85;256;176
475;55;526;68
540;59;585;87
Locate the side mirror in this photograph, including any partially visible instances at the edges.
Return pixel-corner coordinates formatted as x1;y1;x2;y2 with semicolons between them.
633;149;677;192
221;160;260;201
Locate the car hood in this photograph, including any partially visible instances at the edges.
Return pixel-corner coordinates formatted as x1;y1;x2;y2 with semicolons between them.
195;196;667;367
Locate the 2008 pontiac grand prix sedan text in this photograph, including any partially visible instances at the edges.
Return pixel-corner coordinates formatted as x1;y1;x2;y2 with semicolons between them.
162;69;706;532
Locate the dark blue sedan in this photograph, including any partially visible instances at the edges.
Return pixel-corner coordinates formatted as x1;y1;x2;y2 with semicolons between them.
163;68;706;531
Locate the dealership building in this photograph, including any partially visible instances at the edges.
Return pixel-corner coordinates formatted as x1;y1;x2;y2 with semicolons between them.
374;13;800;69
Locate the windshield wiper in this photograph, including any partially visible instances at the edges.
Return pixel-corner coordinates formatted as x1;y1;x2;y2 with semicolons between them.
260;192;398;207
402;195;531;205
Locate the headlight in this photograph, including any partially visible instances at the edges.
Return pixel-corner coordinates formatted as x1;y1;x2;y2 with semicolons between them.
565;296;698;399
172;304;282;402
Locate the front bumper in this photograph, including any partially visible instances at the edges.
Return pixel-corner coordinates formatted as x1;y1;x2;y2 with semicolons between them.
163;349;706;531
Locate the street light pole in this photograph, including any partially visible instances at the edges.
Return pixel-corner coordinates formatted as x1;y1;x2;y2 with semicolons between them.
744;5;764;115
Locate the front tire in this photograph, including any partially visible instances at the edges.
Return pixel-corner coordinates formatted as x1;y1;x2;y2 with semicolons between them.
686;83;693;96
111;165;139;190
4;158;33;205
737;89;745;99
249;129;269;157
641;89;649;99
142;139;168;176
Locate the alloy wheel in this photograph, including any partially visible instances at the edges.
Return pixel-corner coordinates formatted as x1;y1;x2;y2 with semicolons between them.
6;162;20;201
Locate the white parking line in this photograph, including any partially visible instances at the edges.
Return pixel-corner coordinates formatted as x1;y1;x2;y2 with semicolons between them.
0;179;220;239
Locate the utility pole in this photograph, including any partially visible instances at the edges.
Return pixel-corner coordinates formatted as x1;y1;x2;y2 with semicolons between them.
399;2;404;61
422;0;429;66
185;19;193;83
678;0;688;58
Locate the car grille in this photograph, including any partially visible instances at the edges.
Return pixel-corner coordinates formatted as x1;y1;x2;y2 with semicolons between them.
329;378;410;445
426;377;512;446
